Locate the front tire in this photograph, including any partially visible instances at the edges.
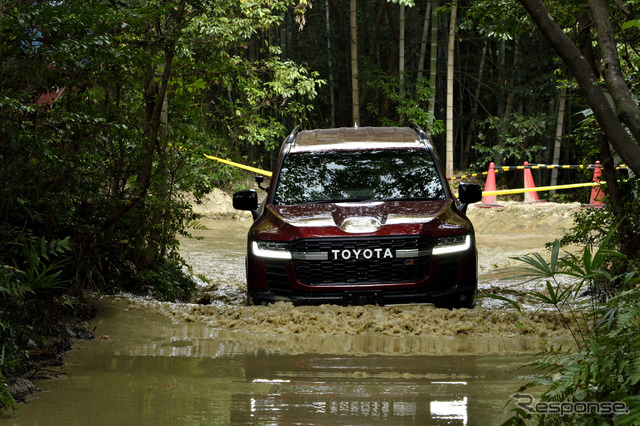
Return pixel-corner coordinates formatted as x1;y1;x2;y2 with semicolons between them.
436;289;476;309
246;290;267;306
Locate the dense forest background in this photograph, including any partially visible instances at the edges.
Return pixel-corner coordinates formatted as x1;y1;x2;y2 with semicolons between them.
2;0;640;416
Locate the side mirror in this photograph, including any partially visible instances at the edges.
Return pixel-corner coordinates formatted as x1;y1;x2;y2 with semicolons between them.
255;175;269;192
458;183;482;214
233;189;259;211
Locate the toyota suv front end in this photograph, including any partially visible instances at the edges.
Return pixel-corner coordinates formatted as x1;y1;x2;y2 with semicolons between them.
233;126;482;308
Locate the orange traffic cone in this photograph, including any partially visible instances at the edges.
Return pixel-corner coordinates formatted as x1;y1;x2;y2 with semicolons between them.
481;162;498;206
523;161;540;203
589;161;605;208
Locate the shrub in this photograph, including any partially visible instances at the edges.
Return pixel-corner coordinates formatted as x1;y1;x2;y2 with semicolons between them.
496;227;640;425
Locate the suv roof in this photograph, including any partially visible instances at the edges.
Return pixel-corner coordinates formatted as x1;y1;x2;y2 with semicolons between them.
288;126;430;153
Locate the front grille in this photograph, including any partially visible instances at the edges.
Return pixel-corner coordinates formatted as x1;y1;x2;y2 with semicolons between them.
291;236;434;286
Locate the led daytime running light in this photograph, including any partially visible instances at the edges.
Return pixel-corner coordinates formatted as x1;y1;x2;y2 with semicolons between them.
252;241;292;260
432;235;471;255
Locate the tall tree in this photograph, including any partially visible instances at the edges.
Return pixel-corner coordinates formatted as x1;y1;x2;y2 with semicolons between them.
517;0;640;257
446;0;458;176
517;0;640;176
98;0;187;235
427;1;438;133
326;0;336;127
0;0;324;291
550;87;568;189
417;0;433;86
350;0;360;126
460;40;487;171
399;3;406;124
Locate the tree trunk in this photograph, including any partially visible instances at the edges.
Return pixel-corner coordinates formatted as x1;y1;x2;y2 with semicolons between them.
588;0;640;143
399;4;406;124
357;1;387;113
366;1;387;67
350;0;360;126
518;0;640;176
550;87;567;191
596;133;637;258
496;40;520;168
461;40;487;170
141;93;170;268
326;0;335;127
445;0;457;176
417;0;433;86
97;0;186;233
427;0;438;133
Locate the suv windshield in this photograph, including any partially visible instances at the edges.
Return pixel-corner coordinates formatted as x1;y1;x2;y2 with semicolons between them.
274;149;446;205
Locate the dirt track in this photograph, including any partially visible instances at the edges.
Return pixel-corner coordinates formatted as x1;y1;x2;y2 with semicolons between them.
467;200;581;234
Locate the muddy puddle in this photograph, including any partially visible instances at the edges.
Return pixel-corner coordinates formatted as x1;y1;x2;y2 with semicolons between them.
3;211;578;425
4;297;549;425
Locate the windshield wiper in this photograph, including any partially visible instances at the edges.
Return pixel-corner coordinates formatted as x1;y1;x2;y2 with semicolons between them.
379;196;443;201
300;198;369;204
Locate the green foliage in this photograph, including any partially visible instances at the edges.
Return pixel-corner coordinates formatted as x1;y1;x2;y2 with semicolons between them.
622;20;640;31
363;72;443;133
0;231;72;413
556;179;640;261
1;0;324;409
0;344;19;413
497;226;640;425
475;113;551;165
0;233;71;300
136;255;197;302
463;0;534;40
386;0;415;6
0;372;17;414
213;49;325;152
572;109;604;160
1;0;322;290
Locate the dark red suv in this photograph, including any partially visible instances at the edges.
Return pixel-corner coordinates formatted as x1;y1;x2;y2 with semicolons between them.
233;126;482;308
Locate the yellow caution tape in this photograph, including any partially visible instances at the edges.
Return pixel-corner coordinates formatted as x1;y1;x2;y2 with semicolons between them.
198;151;619;196
450;163;628;180
203;154;272;177
169;142;272;176
482;181;601;196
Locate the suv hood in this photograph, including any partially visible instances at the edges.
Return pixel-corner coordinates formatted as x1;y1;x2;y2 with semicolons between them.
267;200;450;234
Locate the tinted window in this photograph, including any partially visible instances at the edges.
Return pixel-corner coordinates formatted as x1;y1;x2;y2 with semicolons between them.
274;149;446;205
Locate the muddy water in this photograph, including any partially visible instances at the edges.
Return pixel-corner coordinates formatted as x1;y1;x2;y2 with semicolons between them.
3;220;569;425
4;298;544;426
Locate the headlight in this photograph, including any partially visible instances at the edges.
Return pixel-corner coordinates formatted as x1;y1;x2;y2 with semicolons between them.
252;240;292;260
432;234;471;255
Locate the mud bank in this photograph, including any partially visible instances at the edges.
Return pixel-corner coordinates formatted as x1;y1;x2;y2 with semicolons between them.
94;296;570;356
127;297;572;340
467;201;581;234
188;188;252;220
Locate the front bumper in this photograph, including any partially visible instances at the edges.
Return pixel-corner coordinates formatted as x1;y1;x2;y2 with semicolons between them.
248;280;477;306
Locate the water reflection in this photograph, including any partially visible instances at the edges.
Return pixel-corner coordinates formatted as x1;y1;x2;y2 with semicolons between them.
2;298;536;425
431;395;468;425
0;221;568;425
237;354;510;424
